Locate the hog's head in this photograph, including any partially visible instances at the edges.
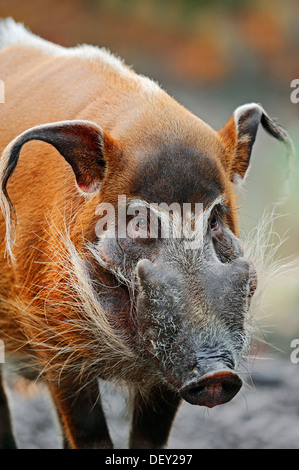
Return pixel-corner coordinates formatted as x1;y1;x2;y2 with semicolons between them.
88;103;290;407
0;103;291;407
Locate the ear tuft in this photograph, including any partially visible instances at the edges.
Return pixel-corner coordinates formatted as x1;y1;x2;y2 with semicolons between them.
218;103;294;184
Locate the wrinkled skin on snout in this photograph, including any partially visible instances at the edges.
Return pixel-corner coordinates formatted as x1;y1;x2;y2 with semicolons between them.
136;257;250;408
97;207;257;409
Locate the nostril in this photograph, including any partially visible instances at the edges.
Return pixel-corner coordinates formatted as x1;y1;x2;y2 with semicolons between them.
180;371;242;408
187;383;205;397
221;376;242;395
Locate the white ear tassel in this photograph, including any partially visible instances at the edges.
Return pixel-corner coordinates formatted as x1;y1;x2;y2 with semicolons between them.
0;135;22;263
233;103;262;135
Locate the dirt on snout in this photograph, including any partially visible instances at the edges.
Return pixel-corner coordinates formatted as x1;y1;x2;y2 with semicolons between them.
5;355;299;449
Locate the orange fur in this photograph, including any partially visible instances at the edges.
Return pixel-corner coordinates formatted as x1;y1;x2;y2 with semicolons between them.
0;23;266;449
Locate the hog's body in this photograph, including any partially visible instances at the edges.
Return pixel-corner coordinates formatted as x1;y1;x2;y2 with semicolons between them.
0;19;291;449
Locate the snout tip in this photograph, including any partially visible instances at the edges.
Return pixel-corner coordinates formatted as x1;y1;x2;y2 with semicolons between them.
180;370;242;408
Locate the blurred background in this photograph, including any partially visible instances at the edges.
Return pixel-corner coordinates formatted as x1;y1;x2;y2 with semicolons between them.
1;0;299;449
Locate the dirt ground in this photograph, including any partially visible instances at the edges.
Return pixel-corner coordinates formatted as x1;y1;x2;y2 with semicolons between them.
5;355;299;449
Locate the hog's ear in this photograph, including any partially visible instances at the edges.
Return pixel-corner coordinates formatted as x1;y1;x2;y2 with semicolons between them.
0;120;117;262
218;103;293;184
0;120;115;194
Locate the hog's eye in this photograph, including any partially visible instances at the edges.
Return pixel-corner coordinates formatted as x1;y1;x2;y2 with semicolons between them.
209;210;223;239
127;209;159;241
127;209;155;241
210;214;219;231
135;217;149;232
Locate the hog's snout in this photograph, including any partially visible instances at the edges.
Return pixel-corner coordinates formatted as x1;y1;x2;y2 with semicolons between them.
180;370;242;408
136;258;249;410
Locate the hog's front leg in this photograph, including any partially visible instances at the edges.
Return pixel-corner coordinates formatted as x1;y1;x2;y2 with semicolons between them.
129;385;181;449
47;375;113;449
